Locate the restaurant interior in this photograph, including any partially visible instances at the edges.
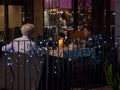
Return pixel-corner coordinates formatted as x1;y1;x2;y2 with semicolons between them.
0;0;115;41
0;0;120;90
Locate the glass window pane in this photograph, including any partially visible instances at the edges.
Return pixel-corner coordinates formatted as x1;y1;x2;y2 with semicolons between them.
8;5;22;28
0;5;4;40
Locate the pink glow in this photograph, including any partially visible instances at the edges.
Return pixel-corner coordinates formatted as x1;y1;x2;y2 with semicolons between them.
111;0;115;10
44;0;72;9
60;0;72;9
44;0;115;10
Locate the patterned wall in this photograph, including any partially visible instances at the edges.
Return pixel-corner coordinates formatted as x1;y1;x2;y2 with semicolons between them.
44;0;115;9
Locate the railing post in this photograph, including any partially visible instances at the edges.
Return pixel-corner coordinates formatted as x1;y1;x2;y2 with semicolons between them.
0;42;2;57
46;40;49;90
3;0;9;41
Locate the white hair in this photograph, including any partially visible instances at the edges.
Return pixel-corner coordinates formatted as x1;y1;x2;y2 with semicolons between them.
21;23;35;36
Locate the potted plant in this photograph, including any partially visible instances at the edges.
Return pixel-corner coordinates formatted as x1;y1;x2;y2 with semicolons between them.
104;64;120;90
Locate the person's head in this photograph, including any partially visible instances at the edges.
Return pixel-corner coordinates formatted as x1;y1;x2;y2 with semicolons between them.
61;12;67;20
21;23;35;38
82;25;93;38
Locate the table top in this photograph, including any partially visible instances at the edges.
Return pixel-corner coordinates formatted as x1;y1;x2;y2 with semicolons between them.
48;47;96;59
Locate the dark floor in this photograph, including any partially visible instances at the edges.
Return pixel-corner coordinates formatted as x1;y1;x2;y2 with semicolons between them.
72;86;110;90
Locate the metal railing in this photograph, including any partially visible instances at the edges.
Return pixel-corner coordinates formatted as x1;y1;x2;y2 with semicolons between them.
0;37;118;90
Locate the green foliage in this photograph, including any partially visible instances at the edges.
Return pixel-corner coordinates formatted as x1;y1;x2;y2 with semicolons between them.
105;64;120;90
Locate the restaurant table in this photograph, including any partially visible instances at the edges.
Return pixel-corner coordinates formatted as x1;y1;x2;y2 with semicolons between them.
48;47;96;59
41;47;106;90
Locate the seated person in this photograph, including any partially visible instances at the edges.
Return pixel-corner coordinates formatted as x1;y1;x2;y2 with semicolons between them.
81;25;95;47
2;23;38;54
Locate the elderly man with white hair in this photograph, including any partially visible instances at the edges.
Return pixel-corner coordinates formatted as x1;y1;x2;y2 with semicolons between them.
2;23;38;54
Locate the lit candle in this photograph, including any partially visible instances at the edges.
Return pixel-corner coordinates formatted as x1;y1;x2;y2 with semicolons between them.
59;38;64;48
